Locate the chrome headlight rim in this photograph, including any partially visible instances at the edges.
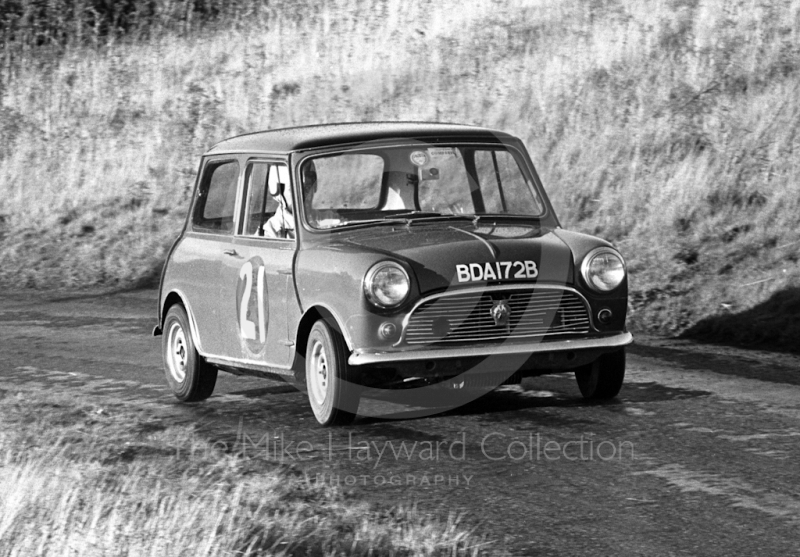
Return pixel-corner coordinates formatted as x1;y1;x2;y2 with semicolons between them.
580;247;626;293
363;261;411;309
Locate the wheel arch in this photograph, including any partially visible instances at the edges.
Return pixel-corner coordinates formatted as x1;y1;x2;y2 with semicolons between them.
293;304;352;369
160;290;205;355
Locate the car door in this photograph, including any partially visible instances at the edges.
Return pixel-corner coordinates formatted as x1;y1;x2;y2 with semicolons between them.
216;159;297;368
179;157;241;357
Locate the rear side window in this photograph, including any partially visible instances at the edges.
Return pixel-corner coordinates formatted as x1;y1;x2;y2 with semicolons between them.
193;160;240;233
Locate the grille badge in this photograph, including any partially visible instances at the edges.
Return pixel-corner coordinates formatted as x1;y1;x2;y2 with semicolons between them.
491;300;511;327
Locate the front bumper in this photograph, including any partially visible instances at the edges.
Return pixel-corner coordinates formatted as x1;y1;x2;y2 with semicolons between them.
348;331;632;366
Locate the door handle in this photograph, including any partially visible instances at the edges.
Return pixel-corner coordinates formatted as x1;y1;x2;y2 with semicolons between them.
223;249;240;257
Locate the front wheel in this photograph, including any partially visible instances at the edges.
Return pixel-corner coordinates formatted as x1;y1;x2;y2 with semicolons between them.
162;304;217;402
574;348;625;401
306;320;360;426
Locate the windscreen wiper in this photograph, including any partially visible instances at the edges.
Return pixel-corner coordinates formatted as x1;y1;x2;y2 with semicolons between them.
338;218;409;228
479;213;541;222
398;213;481;226
386;211;443;219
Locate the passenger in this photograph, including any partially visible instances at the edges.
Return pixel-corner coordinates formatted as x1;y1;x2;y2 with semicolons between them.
263;162;317;238
382;171;419;210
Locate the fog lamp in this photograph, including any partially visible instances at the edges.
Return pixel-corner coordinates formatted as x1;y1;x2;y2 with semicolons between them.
597;308;613;324
378;322;397;340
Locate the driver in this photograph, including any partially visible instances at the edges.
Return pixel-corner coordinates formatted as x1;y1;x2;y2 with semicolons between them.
263;162;317;238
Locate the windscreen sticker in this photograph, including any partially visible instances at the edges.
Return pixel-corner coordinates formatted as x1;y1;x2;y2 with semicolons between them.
456;261;539;283
428;147;458;160
410;151;429;166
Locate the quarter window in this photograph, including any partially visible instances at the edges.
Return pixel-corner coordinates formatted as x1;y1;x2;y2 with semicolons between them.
193;160;240;233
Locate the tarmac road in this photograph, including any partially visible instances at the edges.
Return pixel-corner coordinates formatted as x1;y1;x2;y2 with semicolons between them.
1;288;799;556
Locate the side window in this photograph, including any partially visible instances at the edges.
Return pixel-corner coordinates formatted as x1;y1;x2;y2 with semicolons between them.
242;162;286;237
193;160;240;233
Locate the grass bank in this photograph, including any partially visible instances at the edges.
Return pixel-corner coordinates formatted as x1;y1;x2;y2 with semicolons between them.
0;383;490;556
0;0;798;346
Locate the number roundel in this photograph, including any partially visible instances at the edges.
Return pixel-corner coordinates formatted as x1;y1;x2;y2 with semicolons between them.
236;257;269;354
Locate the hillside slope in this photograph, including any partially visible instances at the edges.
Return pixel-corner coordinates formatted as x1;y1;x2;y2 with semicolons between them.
1;0;798;345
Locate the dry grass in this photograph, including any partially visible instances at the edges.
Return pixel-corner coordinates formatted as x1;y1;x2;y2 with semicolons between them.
0;0;799;342
0;385;490;556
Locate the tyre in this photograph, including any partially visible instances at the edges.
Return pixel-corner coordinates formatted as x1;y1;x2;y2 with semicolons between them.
162;304;217;402
306;320;360;426
574;348;625;400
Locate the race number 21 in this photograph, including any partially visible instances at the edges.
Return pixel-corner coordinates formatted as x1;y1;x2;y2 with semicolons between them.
238;261;266;342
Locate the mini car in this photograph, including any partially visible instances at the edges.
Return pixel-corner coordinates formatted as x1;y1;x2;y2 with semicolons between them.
154;122;632;425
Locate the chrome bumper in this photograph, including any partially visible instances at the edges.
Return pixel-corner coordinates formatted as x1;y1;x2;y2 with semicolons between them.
348;332;633;366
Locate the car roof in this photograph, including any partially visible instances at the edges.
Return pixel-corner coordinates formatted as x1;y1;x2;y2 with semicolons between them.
205;122;518;155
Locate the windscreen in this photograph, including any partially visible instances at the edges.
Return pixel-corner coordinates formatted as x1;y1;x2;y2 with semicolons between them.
297;144;546;230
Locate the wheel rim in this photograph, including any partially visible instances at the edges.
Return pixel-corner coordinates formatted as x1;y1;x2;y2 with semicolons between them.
167;322;188;384
308;338;330;407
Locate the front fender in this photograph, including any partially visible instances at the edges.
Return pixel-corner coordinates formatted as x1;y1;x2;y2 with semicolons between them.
294;246;414;353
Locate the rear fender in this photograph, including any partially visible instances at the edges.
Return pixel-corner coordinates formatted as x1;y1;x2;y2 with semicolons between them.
158;290;205;355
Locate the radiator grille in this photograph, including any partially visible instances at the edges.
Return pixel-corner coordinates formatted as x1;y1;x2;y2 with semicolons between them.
403;288;590;345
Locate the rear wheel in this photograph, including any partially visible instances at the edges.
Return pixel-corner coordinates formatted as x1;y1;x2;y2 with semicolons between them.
306;320;360;426
163;304;217;402
575;348;625;400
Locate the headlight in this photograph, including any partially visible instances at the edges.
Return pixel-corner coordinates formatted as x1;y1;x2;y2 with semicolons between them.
364;261;410;308
581;248;626;292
